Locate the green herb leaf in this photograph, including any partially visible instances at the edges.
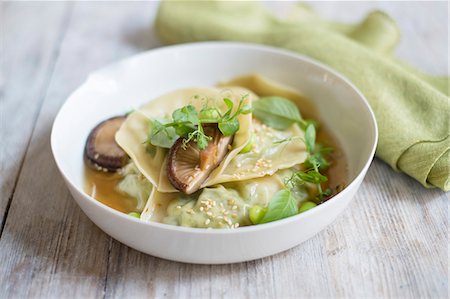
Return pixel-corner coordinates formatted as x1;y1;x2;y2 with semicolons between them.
304;124;316;153
318;188;332;200
148;94;250;150
219;118;240;136
259;189;298;224
196;133;210;150
199;107;221;122
295;170;328;185
223;98;234;110
173;123;195;136
172;105;198;124
253;96;304;130
304;144;333;170
149;120;179;148
240;104;252;115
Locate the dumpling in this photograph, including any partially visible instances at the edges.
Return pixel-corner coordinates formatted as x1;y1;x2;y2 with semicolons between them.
202;119;307;186
116;87;255;191
142;169;302;228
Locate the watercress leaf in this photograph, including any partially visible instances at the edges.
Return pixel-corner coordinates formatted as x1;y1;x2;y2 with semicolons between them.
172;105;198;124
219;118;240;136
183;105;198;123
306;170;328;184
304;143;333;170
223;98;234;110
305;124;316;153
174;123;195;136
294;170;328;184
305;152;330;170
172;108;185;123
259;189;298;224
240;104;252;114
196;132;210;150
149;120;179;148
199;107;221;123
253;96;303;130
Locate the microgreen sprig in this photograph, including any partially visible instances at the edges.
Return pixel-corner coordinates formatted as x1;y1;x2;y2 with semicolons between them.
147;94;251;150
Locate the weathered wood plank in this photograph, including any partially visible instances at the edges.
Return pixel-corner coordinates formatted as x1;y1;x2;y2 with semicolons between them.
325;160;447;298
103;2;449;298
0;2;69;231
0;2;160;298
0;1;448;298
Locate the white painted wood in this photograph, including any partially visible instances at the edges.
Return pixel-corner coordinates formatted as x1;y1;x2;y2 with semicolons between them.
0;2;70;228
0;2;161;298
0;1;448;298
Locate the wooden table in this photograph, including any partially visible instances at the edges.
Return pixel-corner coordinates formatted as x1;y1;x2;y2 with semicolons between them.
1;2;448;298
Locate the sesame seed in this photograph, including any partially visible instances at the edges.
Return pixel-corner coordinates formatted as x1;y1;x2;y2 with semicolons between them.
176;205;182;209
199;207;204;212
232;205;238;210
205;219;211;225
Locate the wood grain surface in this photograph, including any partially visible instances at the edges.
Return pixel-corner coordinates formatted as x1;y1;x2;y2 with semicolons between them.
0;2;448;298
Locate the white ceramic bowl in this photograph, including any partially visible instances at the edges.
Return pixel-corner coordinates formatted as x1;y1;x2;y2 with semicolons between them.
51;42;377;264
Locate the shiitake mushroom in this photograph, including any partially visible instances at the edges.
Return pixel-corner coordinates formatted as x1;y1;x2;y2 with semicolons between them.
84;116;129;172
167;124;233;194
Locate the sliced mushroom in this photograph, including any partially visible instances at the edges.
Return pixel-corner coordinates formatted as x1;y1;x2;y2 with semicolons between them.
167;124;233;194
85;116;129;172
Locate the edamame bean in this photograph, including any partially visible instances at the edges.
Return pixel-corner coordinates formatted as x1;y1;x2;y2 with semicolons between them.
249;205;267;224
299;201;317;213
128;212;141;218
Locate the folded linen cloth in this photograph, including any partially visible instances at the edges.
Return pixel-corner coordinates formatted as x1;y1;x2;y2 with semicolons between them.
155;1;450;191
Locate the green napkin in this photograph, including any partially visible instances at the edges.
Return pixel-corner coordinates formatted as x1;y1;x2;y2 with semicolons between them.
155;1;450;191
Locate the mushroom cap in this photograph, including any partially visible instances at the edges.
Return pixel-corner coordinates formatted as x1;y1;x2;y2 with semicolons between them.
166;124;233;194
84;116;129;172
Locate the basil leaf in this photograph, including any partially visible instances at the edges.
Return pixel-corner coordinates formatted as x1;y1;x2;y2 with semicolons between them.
304;124;316;153
253;96;303;130
259;189;298;224
219;118;240;136
149;120;178;148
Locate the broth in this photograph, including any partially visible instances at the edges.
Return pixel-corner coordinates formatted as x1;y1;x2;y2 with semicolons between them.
84;168;138;213
84;122;347;214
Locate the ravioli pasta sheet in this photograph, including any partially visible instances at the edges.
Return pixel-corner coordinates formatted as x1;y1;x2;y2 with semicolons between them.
116;87;254;191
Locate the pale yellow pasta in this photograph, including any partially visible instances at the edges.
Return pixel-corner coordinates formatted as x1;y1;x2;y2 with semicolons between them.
116;87;255;192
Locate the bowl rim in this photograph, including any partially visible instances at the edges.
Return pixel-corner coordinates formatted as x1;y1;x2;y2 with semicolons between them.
51;41;378;235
